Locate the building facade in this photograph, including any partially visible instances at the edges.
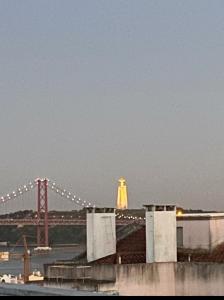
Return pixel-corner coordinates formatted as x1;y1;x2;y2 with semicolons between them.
177;213;224;250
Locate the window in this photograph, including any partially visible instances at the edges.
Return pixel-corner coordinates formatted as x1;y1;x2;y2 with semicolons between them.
177;227;183;248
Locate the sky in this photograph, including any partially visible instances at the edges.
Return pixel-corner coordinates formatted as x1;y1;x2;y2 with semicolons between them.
1;0;224;211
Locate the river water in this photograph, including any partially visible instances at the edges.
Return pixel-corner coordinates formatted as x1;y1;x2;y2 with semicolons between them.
0;245;84;276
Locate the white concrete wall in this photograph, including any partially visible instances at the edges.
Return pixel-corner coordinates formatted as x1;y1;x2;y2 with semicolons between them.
114;263;224;296
209;218;224;249
115;263;175;296
46;263;224;296
87;212;116;262
177;219;210;250
146;211;177;263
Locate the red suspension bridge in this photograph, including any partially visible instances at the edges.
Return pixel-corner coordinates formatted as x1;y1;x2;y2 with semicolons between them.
0;178;145;247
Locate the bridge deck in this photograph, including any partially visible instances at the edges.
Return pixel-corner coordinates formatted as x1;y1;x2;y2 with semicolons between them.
0;218;144;226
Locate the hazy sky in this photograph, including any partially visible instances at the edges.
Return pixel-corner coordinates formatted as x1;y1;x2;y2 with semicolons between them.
1;0;224;211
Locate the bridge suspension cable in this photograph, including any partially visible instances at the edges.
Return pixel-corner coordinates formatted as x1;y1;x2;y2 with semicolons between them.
47;179;95;208
0;180;37;205
116;212;145;223
0;178;95;209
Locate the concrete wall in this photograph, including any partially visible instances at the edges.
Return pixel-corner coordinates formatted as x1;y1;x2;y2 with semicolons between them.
114;263;224;296
47;264;116;282
90;264;116;281
210;218;224;249
174;263;224;296
177;219;210;250
87;212;116;262
46;262;224;296
45;262;224;296
115;263;175;296
146;210;177;262
47;265;75;280
177;218;224;250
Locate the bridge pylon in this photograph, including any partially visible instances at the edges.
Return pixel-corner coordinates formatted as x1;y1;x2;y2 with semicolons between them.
37;178;49;247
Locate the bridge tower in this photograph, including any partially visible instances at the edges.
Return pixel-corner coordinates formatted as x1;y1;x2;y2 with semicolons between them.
116;177;128;209
37;178;49;247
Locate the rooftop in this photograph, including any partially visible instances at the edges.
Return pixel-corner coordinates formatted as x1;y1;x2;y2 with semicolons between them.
91;225;146;265
177;212;224;220
178;242;224;263
143;204;176;212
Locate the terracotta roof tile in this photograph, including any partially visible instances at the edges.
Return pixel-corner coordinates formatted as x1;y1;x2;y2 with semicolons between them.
178;242;224;262
91;225;146;264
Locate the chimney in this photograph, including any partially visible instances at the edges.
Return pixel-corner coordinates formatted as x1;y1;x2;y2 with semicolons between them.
86;207;116;262
144;204;177;263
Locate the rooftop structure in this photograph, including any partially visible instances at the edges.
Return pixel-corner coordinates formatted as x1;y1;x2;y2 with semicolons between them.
86;207;116;262
144;204;177;263
177;212;224;250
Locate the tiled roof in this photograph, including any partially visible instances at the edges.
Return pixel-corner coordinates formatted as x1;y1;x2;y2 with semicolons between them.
91;225;146;264
177;242;224;262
